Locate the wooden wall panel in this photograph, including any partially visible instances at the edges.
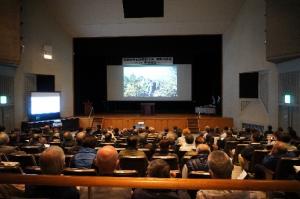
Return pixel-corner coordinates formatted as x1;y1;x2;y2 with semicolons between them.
79;115;233;132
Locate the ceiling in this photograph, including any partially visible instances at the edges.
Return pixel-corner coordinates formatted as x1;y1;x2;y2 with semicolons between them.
44;0;245;37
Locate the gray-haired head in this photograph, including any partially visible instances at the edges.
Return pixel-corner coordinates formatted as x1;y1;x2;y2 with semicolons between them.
40;146;65;175
207;150;233;179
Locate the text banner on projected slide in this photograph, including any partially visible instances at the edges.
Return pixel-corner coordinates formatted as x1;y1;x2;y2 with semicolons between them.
122;57;173;65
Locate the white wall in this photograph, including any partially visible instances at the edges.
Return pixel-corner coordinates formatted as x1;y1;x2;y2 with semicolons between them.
223;0;278;130
277;58;300;134
14;0;73;127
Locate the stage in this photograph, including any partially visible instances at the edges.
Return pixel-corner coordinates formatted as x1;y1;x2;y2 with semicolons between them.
79;114;233;131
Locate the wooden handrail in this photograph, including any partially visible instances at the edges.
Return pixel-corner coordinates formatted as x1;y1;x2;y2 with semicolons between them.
0;174;299;191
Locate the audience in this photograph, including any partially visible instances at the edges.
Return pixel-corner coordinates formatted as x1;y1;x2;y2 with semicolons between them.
1;123;298;197
132;159;190;199
25;146;80;199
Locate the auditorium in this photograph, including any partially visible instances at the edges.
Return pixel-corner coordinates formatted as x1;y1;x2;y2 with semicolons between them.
0;0;300;198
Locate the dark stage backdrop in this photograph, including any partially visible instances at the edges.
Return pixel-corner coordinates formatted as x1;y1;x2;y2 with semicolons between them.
73;35;222;115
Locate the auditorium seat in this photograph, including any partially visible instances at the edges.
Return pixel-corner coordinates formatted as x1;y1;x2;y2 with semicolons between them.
178;150;189;161
152;155;179;170
0;153;8;161
24;166;42;175
99;142;115;147
188;170;211;179
249;150;270;173
0;165;23;174
275;157;300;180
49;142;61;147
21;145;44;154
233;144;249;165
155;148;175;153
181;155;192;169
65;154;74;167
119;155;148;177
113;169;138;177
63;168;97;176
7;154;37;169
138;148;152;160
224;141;239;157
63;146;75;155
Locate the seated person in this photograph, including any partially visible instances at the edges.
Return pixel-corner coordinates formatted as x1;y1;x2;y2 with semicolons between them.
62;131;76;147
69;131;86;154
0;132;18;155
103;132;115;144
138;132;153;150
179;134;196;152
71;135;97;168
239;129;264;170
196;150;265;199
79;145;132;199
182;144;210;178
177;128;191;146
185;135;205;157
153;139;178;159
262;141;296;172
25;146;79;199
132;159;190;199
119;135;147;158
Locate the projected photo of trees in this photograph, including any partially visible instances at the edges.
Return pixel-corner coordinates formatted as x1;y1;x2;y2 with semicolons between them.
124;66;177;98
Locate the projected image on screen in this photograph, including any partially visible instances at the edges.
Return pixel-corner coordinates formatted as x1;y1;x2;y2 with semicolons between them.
124;66;177;97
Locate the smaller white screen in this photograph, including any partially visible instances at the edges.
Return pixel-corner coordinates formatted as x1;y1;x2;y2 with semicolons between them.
31;92;60;114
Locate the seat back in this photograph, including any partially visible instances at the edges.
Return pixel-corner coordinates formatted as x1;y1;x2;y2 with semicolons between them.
113;169;138;177
152;155;179;170
119;155;148;177
224;141;239;156
7;154;37;169
138;148;152;160
0;165;23;174
65;154;74;167
275;157;300;180
188;170;211;179
24;166;42;175
249;150;270;173
0;153;8;161
233;144;249;164
21;145;44;154
63;168;97;176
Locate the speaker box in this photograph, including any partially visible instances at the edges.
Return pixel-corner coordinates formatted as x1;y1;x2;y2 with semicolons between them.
122;0;164;18
36;74;55;92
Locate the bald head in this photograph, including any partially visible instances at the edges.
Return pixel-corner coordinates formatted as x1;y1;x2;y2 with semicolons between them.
96;146;119;175
196;144;210;154
271;141;288;155
0;132;9;146
76;131;86;145
40;146;65;175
